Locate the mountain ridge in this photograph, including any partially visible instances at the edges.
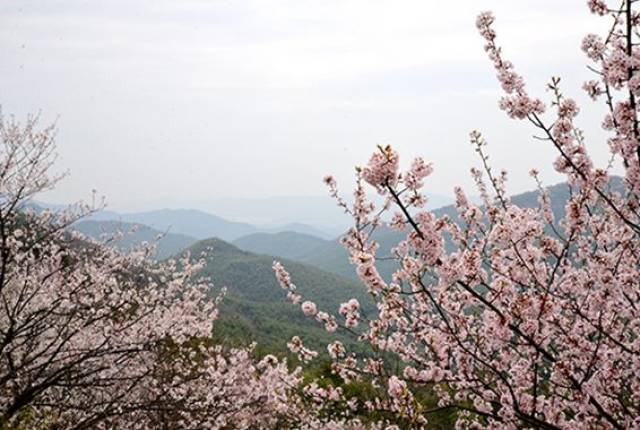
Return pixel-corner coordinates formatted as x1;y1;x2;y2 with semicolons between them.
73;219;198;260
32;201;337;242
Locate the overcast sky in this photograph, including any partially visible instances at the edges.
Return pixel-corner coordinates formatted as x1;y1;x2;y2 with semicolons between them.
0;0;614;212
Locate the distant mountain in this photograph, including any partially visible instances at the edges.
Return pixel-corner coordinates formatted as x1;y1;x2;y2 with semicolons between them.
103;209;258;241
184;238;374;354
201;194;454;238
73;220;197;260
33;202;336;242
98;209;335;242
296;229;399;282
233;231;329;260
29;203;258;241
261;223;334;240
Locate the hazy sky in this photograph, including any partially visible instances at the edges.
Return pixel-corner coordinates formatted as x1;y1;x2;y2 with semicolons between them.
0;1;614;212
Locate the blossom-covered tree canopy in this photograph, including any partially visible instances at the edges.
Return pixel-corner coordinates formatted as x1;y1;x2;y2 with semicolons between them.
275;1;640;428
0;115;366;429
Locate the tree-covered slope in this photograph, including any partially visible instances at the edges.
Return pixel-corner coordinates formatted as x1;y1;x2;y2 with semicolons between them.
185;238;374;354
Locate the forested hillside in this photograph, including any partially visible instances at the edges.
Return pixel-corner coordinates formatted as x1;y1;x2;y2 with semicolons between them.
184;238;375;354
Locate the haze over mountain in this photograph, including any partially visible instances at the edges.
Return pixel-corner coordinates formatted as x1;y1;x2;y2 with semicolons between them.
86;209;258;241
32;200;338;242
34;190;457;242
72;220;197;260
199;194;454;236
261;223;334;240
233;231;329;260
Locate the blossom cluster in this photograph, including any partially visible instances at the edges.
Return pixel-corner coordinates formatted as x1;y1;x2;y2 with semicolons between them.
476;11;545;119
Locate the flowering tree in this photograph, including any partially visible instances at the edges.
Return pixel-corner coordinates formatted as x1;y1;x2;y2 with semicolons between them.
0;113;365;429
275;2;640;428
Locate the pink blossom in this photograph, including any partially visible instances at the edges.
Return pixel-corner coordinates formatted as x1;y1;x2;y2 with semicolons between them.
361;145;399;191
387;376;407;399
301;300;317;316
587;0;608;15
583;79;603;99
581;33;605;60
558;98;579;118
